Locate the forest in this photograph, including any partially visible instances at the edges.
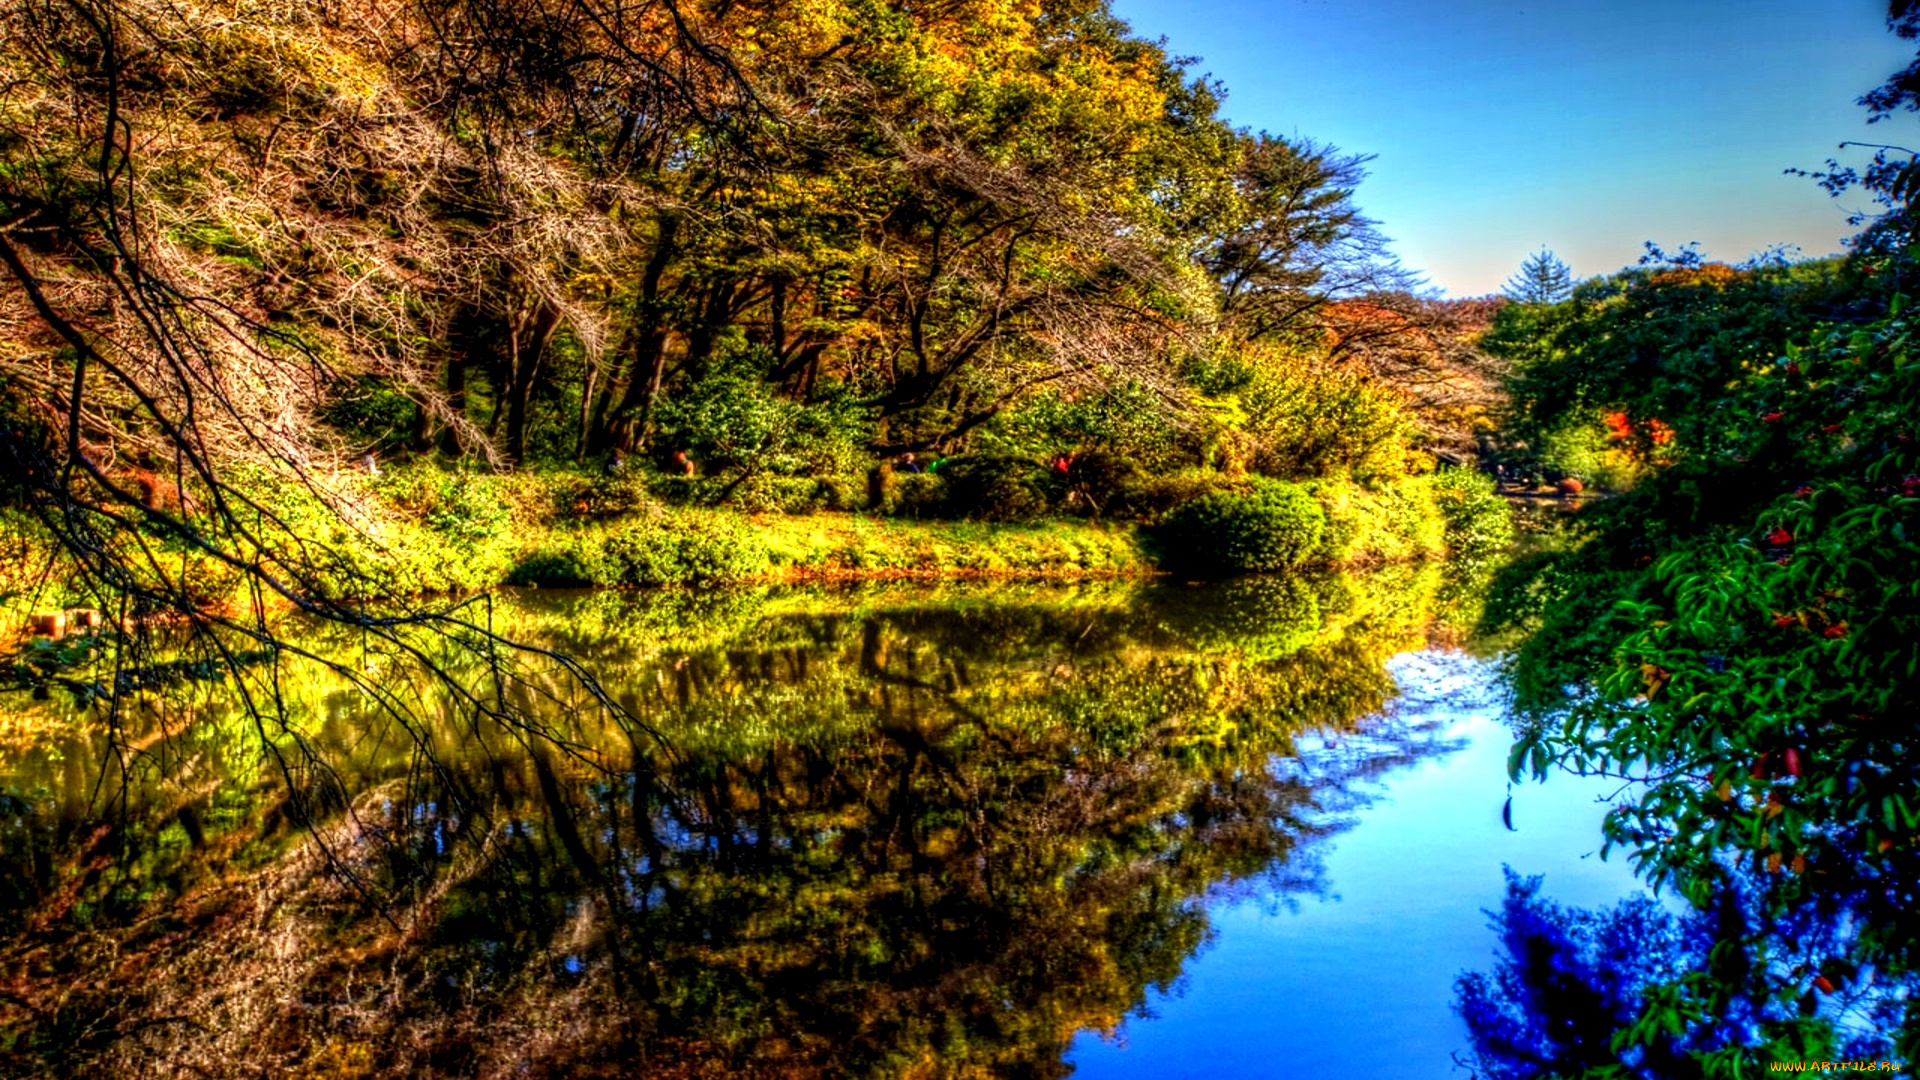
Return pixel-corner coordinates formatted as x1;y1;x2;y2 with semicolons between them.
1;0;1919;1075
0;0;1519;609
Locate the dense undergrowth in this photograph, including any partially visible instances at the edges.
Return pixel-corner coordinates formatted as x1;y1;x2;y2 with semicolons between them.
1445;15;1920;1059
1456;237;1920;1067
2;462;1510;622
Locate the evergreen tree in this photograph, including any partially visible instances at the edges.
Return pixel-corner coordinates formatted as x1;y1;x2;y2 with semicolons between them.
1503;248;1574;304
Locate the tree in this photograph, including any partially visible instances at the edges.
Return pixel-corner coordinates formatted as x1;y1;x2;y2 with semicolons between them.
1204;134;1415;343
1479;6;1920;1063
1503;248;1574;304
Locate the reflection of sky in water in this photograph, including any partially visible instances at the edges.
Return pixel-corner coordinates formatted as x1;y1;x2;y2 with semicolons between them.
1068;651;1652;1079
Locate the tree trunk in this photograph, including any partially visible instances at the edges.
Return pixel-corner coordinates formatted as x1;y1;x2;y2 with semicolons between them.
576;347;600;463
610;329;670;451
770;277;787;359
504;303;561;465
596;212;680;450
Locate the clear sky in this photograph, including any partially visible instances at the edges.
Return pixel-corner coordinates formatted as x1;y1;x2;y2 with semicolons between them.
1110;0;1916;296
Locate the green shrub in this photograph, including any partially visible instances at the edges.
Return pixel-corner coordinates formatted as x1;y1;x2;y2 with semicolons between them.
813;475;863;511
1369;476;1444;560
546;472;660;521
1059;450;1144;517
655;336;871;505
1430;467;1515;563
730;474;830;515
1155;478;1326;577
601;511;771;586
1534;413;1638;491
318;376;420;451
649;473;719;506
374;466;511;547
369;465;518;589
1239;354;1416;480
504;541;607;587
1302;477;1440;564
972;383;1180;473
1114;469;1233;519
1305;480;1366;564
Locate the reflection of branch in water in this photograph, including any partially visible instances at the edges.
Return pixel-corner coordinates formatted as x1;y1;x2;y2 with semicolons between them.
0;580;1464;1076
0;0;745;953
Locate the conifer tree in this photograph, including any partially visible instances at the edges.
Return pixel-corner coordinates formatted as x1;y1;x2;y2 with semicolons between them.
1503;248;1574;304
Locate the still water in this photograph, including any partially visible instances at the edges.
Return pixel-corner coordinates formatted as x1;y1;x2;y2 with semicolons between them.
0;567;1649;1078
1066;652;1644;1079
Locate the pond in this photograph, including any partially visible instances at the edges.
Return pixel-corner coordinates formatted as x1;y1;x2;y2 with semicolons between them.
1066;651;1644;1079
0;564;1647;1078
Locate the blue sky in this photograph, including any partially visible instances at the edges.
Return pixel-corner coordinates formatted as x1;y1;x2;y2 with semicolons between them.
1111;0;1915;295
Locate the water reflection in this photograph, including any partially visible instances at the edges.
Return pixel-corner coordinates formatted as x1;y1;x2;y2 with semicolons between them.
0;566;1468;1078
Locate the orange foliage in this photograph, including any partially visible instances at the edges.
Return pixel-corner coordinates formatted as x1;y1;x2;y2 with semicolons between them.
1603;411;1674;451
1646;263;1748;289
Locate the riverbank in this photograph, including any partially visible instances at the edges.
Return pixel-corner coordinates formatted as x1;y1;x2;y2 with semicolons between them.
0;464;1512;620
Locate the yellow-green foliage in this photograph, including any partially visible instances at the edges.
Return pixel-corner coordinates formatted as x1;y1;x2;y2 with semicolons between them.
761;516;1150;577
3;461;1476;619
1;509;74;611
1305;476;1446;565
1235;346;1419;480
1534;412;1642;492
509;509;1153;587
1428;467;1516;562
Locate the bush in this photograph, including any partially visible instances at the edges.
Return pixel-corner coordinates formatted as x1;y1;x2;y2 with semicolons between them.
971;384;1180;474
1430;467;1515;563
1058;450;1144;517
886;472;948;517
504;542;606;587
1237;350;1416;480
1304;477;1443;565
654;336;870;504
601;511;771;586
1112;469;1233;519
506;509;773;589
730;474;830;515
374;465;512;548
1534;413;1638;491
368;466;524;590
1154;478;1326;577
318;376;421;451
546;472;660;521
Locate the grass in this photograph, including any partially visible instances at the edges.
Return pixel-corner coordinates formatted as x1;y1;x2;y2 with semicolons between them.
2;465;1500;623
756;514;1149;579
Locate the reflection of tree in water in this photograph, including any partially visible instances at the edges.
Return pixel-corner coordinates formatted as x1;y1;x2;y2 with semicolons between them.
0;572;1464;1078
1455;870;1911;1078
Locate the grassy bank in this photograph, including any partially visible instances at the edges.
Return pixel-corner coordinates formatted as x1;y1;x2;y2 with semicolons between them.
507;510;1154;588
0;464;1511;618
